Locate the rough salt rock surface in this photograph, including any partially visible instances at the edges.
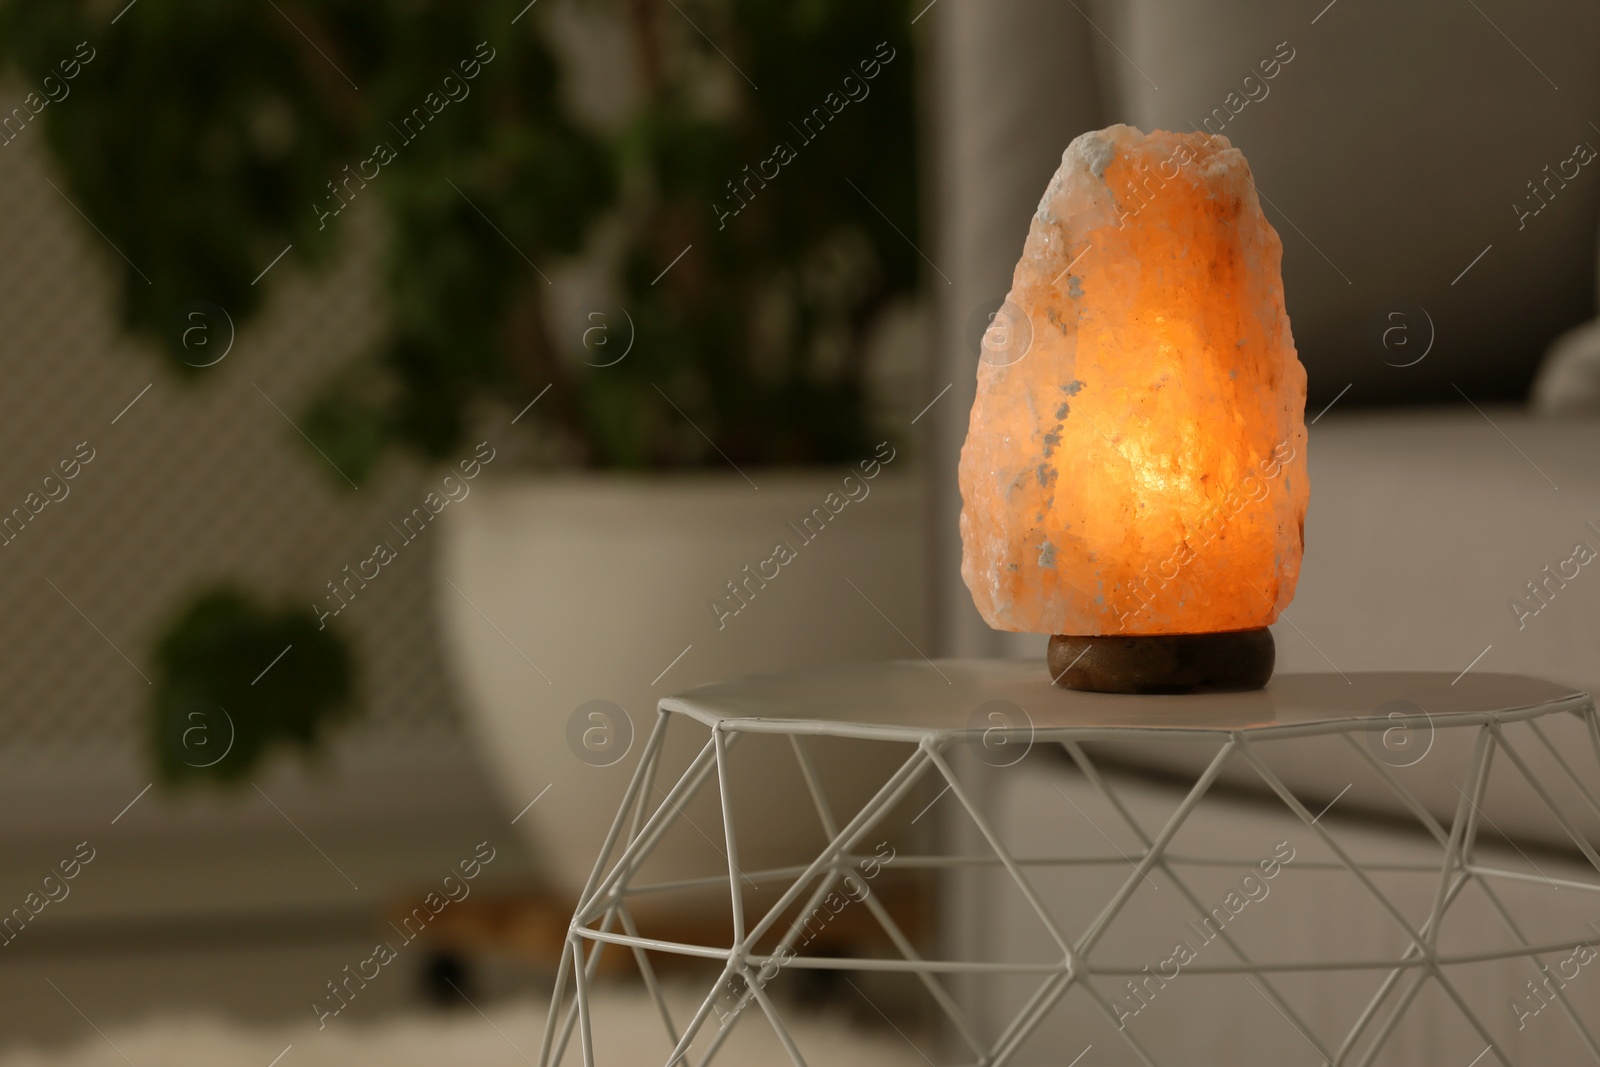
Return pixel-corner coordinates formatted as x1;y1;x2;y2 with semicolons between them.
959;125;1309;637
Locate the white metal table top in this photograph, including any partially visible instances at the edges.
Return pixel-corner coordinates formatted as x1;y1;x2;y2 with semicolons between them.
659;659;1592;741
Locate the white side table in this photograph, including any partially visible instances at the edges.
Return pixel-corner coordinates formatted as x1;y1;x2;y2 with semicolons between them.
537;660;1600;1067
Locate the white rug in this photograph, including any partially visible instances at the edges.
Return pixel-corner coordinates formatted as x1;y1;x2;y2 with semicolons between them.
0;982;931;1067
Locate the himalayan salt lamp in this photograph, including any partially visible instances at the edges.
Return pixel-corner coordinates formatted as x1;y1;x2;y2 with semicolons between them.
958;125;1309;694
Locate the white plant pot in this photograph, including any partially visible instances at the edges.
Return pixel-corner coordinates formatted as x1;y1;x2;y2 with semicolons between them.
437;469;928;909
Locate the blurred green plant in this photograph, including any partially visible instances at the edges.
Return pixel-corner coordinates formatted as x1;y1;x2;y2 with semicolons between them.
0;0;919;782
151;588;354;785
0;0;918;473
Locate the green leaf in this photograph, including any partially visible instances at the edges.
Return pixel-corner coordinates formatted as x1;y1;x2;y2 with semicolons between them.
150;587;355;786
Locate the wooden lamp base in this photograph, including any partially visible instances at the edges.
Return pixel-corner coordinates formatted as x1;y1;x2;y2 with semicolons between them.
1048;628;1275;694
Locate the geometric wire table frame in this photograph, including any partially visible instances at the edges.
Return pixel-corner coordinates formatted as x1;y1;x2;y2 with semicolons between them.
536;664;1600;1067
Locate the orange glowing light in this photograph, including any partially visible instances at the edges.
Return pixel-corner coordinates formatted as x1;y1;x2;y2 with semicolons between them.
958;126;1309;637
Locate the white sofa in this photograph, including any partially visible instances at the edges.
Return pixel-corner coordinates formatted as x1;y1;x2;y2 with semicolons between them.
928;3;1600;1061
